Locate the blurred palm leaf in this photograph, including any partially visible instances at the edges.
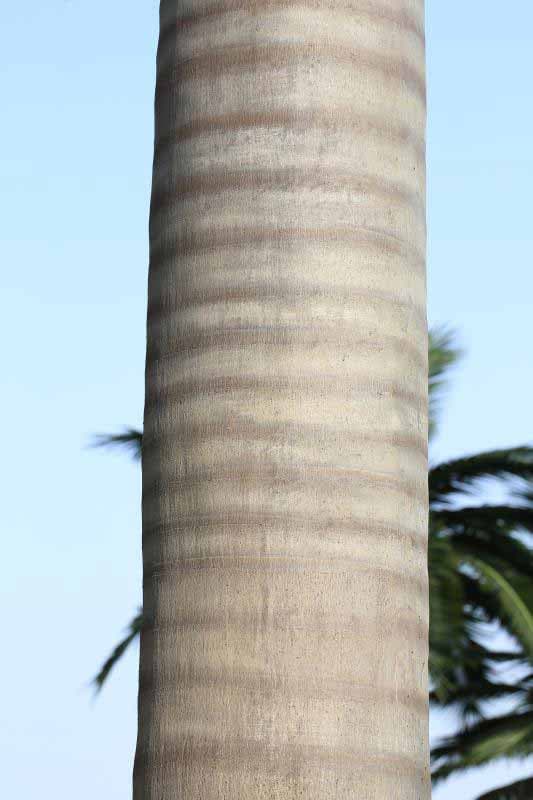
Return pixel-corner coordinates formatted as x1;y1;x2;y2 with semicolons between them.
93;610;144;690
428;326;461;439
430;448;533;506
432;709;533;783
93;428;142;460
475;776;533;799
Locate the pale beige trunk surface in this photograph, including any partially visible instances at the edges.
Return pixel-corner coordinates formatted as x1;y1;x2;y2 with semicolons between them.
135;1;429;797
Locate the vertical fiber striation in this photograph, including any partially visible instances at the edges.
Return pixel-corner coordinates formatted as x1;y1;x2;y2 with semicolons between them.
135;0;429;797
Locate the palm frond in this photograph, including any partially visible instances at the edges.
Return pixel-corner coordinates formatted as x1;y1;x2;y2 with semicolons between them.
432;678;526;709
434;505;533;538
480;648;530;665
475;776;533;799
460;572;532;635
92;428;143;460
430;448;533;504
449;530;533;583
428;618;525;720
468;558;533;658
429;498;533;718
93;611;144;691
428;327;462;439
428;532;469;701
432;711;533;782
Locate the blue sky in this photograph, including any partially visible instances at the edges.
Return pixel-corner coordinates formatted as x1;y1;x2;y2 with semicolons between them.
1;2;532;797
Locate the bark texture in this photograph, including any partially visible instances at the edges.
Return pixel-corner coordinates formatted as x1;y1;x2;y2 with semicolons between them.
135;1;429;797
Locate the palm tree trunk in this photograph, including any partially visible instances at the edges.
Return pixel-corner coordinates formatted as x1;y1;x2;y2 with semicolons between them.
134;1;429;798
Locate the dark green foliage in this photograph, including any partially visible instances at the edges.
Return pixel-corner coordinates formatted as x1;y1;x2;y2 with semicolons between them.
432;709;533;783
475;777;533;799
429;327;461;440
93;610;145;691
430;448;533;506
428;331;533;794
93;428;143;460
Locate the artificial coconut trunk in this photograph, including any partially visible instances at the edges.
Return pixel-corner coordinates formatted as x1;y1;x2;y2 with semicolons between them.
134;1;429;798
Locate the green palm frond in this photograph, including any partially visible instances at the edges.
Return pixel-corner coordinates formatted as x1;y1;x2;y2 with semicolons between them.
428;623;518;721
435;505;533;538
93;611;145;691
468;558;533;658
426;328;533;782
430;506;533;658
428;327;462;439
428;502;533;710
429;632;531;708
432;710;533;782
433;678;526;710
430;448;533;504
428;531;469;701
93;428;143;460
461;572;533;637
475;776;533;799
449;530;533;584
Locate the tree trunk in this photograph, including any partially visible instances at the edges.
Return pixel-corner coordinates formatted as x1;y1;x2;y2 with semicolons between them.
134;1;429;798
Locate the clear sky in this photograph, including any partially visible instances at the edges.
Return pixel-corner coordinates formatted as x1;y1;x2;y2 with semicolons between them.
1;2;532;798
